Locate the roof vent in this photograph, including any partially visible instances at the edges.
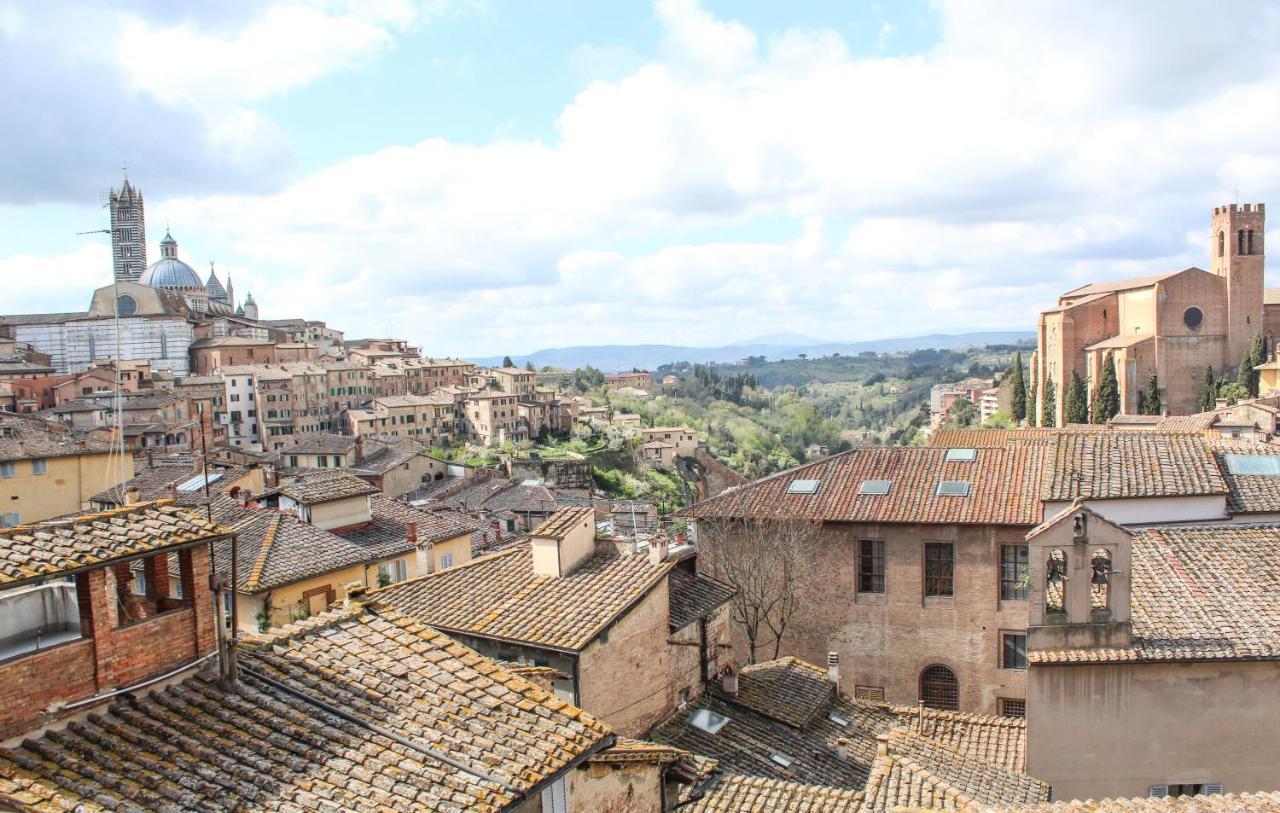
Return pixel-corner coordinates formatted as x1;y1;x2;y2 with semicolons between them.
944;448;977;462
787;479;820;495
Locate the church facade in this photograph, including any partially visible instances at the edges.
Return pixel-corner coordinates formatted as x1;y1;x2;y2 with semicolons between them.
1034;203;1274;423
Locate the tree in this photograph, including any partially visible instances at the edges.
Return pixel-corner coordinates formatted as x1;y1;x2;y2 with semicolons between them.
983;410;1013;429
697;510;825;663
1238;331;1265;397
524;360;536;372
1200;366;1217;411
945;398;979;428
501;355;514;368
1143;372;1161;416
1064;371;1089;424
1007;352;1027;423
1027;365;1038;427
1040;376;1057;428
1218;381;1248;405
1092;355;1120;424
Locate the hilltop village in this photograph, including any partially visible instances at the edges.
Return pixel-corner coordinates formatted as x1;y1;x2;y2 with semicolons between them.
1;180;1279;812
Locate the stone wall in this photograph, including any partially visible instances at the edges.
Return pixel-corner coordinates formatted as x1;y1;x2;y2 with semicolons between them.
578;580;674;737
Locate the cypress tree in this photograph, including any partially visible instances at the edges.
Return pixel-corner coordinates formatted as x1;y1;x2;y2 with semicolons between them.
1040;376;1057;428
1008;352;1027;423
1143;372;1161;416
1064;371;1089;424
1093;355;1121;423
1027;365;1039;427
1238;331;1265;397
1200;366;1217;411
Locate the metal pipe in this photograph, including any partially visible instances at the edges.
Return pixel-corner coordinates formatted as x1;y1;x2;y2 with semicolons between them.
59;651;218;711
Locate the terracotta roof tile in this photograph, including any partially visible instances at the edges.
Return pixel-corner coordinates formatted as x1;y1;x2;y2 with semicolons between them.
1043;432;1226;501
0;413;115;462
218;510;369;592
890;706;1027;773
987;791;1280;812
0;606;612;811
668;569;735;631
372;540;671;651
1211;441;1280;514
689;773;864;812
678;447;1045;526
0;500;227;586
277;468;379;504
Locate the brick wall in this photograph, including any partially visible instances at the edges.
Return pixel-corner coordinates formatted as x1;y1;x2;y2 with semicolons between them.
578;581;674;737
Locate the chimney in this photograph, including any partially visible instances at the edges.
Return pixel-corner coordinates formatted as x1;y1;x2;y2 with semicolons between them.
125;486;140;505
836;737;850;761
875;733;890;757
721;666;739;697
168;482;178;500
827;651;840;684
354;435;364;465
345;581;367;607
648;535;669;566
406;522;417;545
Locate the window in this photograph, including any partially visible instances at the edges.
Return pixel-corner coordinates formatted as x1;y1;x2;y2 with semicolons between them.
787;479;820;494
0;513;19;528
689;708;731;734
289;456;298;467
1183;306;1204;330
1001;544;1028;601
1239;228;1246;256
540;777;568;813
0;462;14;478
769;752;794;768
858;540;885;594
30;458;47;475
998;698;1026;718
1152;785;1223;799
858;479;891;495
936;481;970;497
440;553;454;569
920;664;959;711
924;543;954;597
1001;632;1027;670
1218;229;1225;257
1046;549;1067;613
944;448;977;462
828;713;850;727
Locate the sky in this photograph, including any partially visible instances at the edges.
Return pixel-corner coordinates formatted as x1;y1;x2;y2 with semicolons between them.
2;0;1279;357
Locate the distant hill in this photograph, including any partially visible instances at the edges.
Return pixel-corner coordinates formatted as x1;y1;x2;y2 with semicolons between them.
473;331;1034;372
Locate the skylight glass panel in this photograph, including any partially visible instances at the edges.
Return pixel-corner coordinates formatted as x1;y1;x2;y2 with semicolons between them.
858;480;891;495
689;708;731;734
788;479;820;494
176;470;224;492
936;480;971;497
770;752;794;768
944;448;978;462
1224;454;1280;475
828;713;850;727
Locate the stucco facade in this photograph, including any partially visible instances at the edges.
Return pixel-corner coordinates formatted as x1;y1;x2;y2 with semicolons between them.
0;450;133;526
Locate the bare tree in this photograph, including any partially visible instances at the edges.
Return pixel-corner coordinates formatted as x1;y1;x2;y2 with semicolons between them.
696;503;823;663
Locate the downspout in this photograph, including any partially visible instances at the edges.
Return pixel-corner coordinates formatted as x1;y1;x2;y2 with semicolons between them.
698;617;709;689
571;653;582;707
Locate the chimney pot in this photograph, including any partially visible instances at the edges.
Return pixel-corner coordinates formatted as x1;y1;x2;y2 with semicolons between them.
406;522;417;545
125;487;140;505
836;737;850;760
722;668;739;697
648;535;669;566
827;651;840;684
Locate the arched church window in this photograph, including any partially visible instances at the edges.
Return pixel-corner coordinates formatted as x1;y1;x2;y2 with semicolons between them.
1219;230;1225;257
1091;548;1112;609
1046;549;1067;614
920;665;959;711
1239;229;1247;256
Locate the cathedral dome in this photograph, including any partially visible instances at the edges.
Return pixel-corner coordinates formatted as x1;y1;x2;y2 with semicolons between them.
139;257;202;289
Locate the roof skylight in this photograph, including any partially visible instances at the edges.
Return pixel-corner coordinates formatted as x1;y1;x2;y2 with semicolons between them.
788;479;820;495
858;480;891;495
944;448;978;462
1224;454;1280;475
936;480;971;497
689;708;731;734
828;712;850;727
176;470;224;492
770;752;794;768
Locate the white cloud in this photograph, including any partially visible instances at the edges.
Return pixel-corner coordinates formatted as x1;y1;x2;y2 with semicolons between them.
6;0;1280;357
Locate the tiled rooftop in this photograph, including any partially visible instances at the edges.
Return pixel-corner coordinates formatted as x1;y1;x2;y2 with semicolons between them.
278;468;379;504
668;569;735;631
1032;523;1280;664
890;706;1027;774
990;792;1280;812
0;606;613;811
336;494;476;559
1211;441;1280;514
219;510;369;592
0;413;115;462
0;501;227;587
373;540;671;651
531;505;595;539
1042;432;1226;501
688;773;864;812
678;447;1046;526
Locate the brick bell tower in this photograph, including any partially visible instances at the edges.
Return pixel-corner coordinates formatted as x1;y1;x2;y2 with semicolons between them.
1211;203;1265;365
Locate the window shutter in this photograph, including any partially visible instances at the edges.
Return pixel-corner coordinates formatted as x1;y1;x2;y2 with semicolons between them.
1149;786;1169;798
540;777;568;813
1204;785;1224;796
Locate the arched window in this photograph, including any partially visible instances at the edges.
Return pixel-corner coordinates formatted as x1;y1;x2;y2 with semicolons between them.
1046;549;1067;614
1219;230;1225;257
920;665;959;710
1239;229;1247;256
1090;548;1112;609
1248;230;1255;255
